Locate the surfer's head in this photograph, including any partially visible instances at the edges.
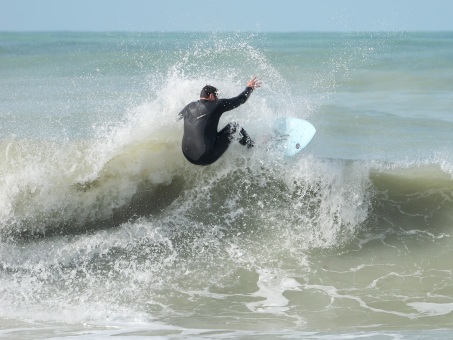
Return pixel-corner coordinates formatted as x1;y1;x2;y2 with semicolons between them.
200;85;218;101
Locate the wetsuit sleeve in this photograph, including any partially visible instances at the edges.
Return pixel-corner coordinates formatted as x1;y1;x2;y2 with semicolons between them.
218;87;254;112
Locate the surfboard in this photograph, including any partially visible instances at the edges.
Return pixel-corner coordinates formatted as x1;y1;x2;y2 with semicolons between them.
268;117;316;157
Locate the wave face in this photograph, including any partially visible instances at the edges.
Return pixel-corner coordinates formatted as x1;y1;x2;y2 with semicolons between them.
1;32;453;338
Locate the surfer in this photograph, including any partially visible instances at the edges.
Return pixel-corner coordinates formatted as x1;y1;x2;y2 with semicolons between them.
178;76;261;166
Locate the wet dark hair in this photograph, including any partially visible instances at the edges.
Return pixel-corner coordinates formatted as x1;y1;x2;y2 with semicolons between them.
200;85;218;98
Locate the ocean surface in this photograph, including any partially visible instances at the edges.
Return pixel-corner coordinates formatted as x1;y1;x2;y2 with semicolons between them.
1;31;453;339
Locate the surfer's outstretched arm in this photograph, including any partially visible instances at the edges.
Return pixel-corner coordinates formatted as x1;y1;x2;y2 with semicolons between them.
218;77;261;112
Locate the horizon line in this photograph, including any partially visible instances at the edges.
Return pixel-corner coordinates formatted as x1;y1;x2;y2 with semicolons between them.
1;29;453;34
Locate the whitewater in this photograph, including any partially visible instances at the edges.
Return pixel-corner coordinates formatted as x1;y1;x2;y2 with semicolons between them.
1;32;453;339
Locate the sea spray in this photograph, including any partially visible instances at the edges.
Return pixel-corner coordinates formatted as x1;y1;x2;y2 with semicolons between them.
0;33;318;240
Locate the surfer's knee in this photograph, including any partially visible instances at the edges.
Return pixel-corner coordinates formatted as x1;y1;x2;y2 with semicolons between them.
227;122;240;134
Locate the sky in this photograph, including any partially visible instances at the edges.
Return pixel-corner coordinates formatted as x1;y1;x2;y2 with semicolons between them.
0;0;452;32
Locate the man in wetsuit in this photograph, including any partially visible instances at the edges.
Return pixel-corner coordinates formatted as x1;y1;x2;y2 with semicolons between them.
178;76;261;166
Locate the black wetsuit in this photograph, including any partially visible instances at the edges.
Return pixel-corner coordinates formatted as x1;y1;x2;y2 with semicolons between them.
179;87;254;165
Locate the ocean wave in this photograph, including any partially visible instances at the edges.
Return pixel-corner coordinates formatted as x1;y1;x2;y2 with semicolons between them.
2;32;453;332
2;125;452;246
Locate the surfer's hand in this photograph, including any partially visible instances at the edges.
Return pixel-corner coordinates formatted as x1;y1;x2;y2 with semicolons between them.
247;76;261;90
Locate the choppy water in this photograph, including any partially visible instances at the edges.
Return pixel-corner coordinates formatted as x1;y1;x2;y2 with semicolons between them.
1;32;453;339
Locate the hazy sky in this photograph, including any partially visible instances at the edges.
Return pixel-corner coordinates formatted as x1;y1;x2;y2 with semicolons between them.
1;0;452;32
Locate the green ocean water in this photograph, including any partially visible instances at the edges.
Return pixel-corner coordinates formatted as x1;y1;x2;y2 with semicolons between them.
1;32;453;339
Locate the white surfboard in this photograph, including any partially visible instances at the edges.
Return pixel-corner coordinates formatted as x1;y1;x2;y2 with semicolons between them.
268;117;316;157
